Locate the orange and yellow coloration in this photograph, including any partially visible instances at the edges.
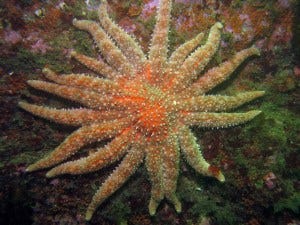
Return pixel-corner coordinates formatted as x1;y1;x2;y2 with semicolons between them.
19;0;264;221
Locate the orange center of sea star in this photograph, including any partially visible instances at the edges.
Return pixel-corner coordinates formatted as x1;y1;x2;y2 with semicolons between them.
136;101;168;138
116;65;173;140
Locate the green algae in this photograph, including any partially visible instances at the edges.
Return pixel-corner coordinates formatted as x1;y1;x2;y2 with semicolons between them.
100;196;131;224
0;49;45;73
0;48;72;74
274;192;300;214
66;1;98;20
9;151;45;165
178;177;238;224
71;30;96;57
244;102;299;151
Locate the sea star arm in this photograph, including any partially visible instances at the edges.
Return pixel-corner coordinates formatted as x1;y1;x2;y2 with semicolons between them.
18;102;126;125
178;125;225;181
145;141;164;215
172;22;223;89
98;0;146;67
27;80;124;109
26;119;130;171
42;68;121;94
162;134;181;213
148;0;172;76
177;91;265;112
182;110;261;128
46;128;134;177
190;46;260;94
70;51;120;78
85;145;144;221
168;32;204;70
73;19;134;76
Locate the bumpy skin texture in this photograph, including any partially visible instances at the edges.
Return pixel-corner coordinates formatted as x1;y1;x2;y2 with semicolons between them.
19;0;264;221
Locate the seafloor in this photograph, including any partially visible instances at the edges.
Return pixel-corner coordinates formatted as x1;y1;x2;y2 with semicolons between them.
0;0;299;224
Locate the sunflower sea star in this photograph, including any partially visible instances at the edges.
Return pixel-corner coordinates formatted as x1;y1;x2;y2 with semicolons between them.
19;0;264;221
